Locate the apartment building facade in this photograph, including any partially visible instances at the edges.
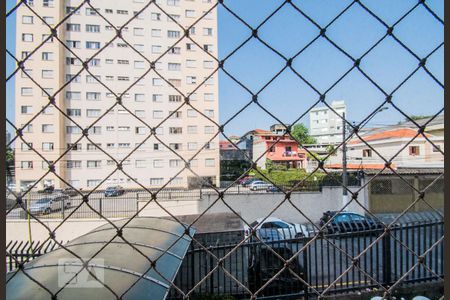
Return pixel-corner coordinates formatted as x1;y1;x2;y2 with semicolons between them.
15;0;219;190
309;100;346;145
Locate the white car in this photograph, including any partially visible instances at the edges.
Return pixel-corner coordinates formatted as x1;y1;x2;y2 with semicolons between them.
249;181;272;191
243;217;310;242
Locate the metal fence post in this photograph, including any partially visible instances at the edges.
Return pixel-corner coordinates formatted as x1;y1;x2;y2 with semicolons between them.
136;193;139;215
303;239;309;300
99;196;103;218
382;232;392;287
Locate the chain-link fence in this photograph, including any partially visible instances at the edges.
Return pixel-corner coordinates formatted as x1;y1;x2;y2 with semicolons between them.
6;0;444;299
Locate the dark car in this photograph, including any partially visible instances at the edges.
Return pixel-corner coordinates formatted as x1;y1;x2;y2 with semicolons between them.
62;187;79;197
104;186;125;197
320;211;384;234
37;185;55;194
242;177;259;187
266;185;281;193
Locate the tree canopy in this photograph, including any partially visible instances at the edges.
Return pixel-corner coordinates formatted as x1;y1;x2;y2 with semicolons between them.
291;123;316;144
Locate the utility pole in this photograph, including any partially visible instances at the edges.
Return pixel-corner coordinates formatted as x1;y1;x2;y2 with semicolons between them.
342;112;348;210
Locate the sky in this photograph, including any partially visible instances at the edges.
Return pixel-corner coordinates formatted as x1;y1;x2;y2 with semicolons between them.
6;0;444;138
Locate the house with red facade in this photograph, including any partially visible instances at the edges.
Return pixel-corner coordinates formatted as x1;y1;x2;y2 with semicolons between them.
238;126;308;170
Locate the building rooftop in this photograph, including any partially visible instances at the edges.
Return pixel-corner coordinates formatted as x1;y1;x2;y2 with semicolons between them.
348;128;430;145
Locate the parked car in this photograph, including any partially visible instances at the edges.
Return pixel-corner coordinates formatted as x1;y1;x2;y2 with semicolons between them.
242;177;259;187
62;187;79;197
319;211;384;234
249;181;272;191
104;186;125;197
37;185;55;194
29;194;71;215
238;176;254;185
244;217;310;241
266;185;281;193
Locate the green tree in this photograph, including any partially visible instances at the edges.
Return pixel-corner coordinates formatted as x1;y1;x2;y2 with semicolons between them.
6;148;14;166
291;123;316;144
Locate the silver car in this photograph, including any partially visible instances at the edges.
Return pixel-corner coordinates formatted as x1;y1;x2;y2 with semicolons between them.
29;194;71;215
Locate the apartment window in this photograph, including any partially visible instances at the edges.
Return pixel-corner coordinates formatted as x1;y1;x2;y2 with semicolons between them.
186;60;196;68
134;61;145;69
86;24;100;32
89;126;102;135
66;57;81;66
167;30;180;38
86;109;101;117
118;143;131;148
106;143;115;149
86;143;100;151
169;127;182;134
205;76;214;85
150;178;164;186
22;16;33;24
86;8;97;16
42;34;53;42
187;109;197;117
106;126;115;131
21;161;33;169
42;124;54;133
66;126;81;134
153;143;160;151
187;125;197;134
21;88;33;96
134;44;144;52
133;27;144;36
21;69;32;78
155;127;164;135
409;146;420;156
187;142;197;150
21;143;32;151
42;142;54;151
135;110;145;118
117;76;129;81
67;160;82;169
151;45;162;54
86;41;101;49
169;79;181;87
66;108;81;117
203;60;214;69
204;93;214;102
89;58;100;67
118;126;130;131
66;40;81;48
151;29;162;37
66;23;80;31
204;11;213;19
170;111;182;119
203;28;213;36
117;10;128;15
67;143;81;151
117;59;129;65
151;13;161;21
22;34;33;42
87;160;102;168
42;105;54;114
168;14;180;22
66;6;80;15
186;43;195;51
152;78;163;86
153;160;164;168
43;0;54;7
169;143;182;151
168;63;181;71
86;92;101;101
203;44;213;52
169;159;181;168
22;51;31;60
169;95;182;102
204;126;215;134
186;76;197;84
189;27;196;35
152;94;163;102
185;10;196;18
153;110;164;119
87;179;101;187
104;8;113;14
362;149;372;157
167;0;180;6
204;109;214;118
189;159;198;167
169;47;181;54
66;91;81;100
21;105;33;114
43;17;54;25
135;94;145;102
135;160;146;168
205;158;215;167
135;127;146;134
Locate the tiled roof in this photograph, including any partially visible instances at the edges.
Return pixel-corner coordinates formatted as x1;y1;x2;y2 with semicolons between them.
349;128;429;145
325;163;392;170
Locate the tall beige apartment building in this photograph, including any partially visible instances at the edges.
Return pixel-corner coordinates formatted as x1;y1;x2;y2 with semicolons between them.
15;0;219;190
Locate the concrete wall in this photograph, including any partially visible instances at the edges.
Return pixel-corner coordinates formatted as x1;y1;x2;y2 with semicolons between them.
6;186;367;242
